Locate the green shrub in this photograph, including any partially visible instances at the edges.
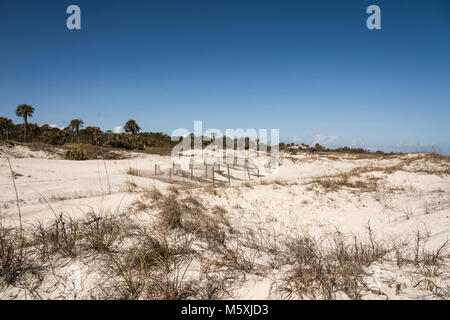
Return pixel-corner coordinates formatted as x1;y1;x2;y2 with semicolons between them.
64;149;87;160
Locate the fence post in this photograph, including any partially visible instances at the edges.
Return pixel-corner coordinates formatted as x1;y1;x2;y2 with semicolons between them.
154;164;157;175
205;164;208;178
227;164;231;187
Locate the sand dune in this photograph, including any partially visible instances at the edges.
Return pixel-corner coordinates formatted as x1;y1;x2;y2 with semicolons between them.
1;145;449;300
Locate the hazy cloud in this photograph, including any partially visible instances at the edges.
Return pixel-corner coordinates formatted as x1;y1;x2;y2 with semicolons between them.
113;126;124;133
312;134;337;146
49;123;65;130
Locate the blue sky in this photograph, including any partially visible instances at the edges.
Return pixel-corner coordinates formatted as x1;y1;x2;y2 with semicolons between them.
0;0;449;153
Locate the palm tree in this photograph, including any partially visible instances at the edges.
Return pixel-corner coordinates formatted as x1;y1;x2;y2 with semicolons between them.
0;117;13;141
70;119;84;143
16;104;35;142
28;123;41;142
85;126;101;145
124;120;141;135
60;128;70;144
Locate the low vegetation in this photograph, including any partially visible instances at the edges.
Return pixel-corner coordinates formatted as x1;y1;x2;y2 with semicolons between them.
64;150;87;161
1;183;448;300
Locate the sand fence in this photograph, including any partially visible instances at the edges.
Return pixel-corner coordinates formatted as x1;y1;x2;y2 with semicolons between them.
130;153;277;187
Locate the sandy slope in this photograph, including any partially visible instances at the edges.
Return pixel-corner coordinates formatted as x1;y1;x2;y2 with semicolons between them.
1;145;449;299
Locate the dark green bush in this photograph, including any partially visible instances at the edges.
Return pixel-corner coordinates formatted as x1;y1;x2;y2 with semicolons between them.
64;149;87;160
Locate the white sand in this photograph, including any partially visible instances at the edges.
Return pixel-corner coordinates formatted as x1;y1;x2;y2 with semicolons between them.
1;145;449;300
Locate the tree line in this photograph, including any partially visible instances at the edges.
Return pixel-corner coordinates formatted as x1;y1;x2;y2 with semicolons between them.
0;104;176;150
1;104;385;155
1;104;266;152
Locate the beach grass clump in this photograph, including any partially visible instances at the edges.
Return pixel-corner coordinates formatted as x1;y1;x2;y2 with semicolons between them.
64;149;87;161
